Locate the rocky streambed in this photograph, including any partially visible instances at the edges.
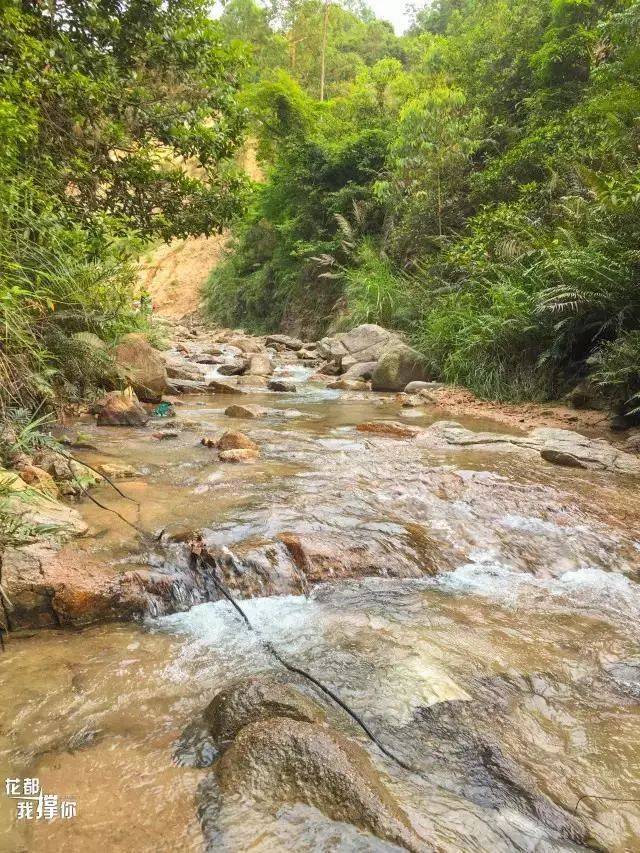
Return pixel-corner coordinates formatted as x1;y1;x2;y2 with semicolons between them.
1;323;640;852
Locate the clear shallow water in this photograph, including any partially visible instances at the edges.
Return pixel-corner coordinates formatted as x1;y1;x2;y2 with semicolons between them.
1;376;640;852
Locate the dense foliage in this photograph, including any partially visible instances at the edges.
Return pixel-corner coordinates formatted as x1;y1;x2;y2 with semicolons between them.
0;0;247;412
207;0;640;410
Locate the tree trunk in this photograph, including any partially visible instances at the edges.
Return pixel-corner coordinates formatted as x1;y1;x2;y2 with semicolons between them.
320;0;330;101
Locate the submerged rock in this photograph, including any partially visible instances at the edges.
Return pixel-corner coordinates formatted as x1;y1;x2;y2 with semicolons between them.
356;421;421;438
211;717;428;853
204;678;326;744
218;448;260;463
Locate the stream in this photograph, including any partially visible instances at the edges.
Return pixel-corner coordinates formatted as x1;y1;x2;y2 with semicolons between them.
1;343;639;852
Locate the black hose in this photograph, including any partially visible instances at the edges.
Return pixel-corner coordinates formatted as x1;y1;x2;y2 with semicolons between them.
195;552;435;778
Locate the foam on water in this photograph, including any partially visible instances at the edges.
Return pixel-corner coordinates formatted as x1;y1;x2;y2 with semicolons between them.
437;560;640;628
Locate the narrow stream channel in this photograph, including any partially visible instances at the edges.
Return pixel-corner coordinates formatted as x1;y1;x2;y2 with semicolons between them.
1;354;639;852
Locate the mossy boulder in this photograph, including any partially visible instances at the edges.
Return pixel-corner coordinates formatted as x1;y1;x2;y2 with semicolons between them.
371;345;431;392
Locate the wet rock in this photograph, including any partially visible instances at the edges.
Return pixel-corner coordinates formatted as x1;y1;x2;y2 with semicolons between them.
371;345;431;392
204;678;326;744
208;379;241;394
224;404;266;420
114;333;168;402
278;530;428;582
211;718;426;853
216;431;259;452
421;421;640;475
218;449;260;464
245;354;273;376
327;379;368;391
267;379;297;392
356;421;421;438
96;390;150;427
265;334;303;351
410;699;586;845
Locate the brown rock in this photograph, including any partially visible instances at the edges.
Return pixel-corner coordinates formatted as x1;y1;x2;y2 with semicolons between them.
96;391;149;427
216;431;259;452
356;421;420;438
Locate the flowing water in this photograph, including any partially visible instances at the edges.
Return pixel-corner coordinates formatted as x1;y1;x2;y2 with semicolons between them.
1;361;640;852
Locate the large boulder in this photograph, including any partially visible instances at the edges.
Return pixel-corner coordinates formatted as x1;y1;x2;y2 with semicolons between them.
371;345;431;392
211;717;425;853
96;390;149;427
114;333;168;402
204;678;325;744
318;325;403;370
